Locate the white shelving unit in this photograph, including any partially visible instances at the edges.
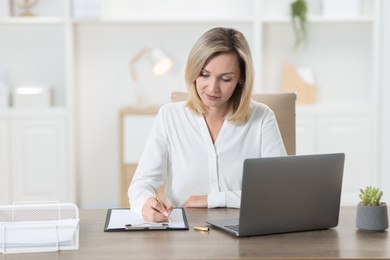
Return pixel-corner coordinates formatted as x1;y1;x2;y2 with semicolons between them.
0;0;75;204
0;0;386;207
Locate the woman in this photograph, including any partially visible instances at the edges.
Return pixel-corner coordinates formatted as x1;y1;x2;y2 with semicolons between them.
128;27;286;222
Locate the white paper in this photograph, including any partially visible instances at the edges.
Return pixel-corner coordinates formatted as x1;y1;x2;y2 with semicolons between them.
0;219;79;249
107;208;186;229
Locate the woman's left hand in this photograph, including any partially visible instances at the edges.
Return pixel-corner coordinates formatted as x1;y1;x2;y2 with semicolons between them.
182;195;208;208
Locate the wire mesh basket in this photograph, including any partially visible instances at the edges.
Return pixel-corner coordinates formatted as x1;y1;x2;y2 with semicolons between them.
0;202;79;254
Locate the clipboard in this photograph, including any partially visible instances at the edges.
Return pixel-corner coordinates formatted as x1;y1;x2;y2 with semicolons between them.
104;208;189;232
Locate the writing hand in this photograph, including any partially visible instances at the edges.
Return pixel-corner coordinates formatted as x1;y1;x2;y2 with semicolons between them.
142;196;173;222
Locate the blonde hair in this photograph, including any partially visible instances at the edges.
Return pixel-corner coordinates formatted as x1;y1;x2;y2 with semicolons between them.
185;27;254;125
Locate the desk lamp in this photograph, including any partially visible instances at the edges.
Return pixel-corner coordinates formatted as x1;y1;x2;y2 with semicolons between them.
128;46;173;105
129;46;173;81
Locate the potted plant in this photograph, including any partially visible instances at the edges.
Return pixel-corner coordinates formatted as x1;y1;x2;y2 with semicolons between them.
356;186;388;231
290;0;308;48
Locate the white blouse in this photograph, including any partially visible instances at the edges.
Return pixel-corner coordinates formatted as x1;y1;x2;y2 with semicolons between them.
128;101;287;213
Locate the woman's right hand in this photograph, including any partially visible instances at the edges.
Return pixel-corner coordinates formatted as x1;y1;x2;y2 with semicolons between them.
141;197;173;222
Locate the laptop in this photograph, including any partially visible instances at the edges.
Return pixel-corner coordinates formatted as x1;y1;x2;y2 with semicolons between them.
207;153;345;237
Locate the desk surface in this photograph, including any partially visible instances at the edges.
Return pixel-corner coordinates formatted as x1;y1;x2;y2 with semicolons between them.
1;207;389;260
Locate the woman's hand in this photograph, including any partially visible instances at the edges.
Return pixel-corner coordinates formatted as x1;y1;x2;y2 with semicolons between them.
142;197;173;222
182;195;208;208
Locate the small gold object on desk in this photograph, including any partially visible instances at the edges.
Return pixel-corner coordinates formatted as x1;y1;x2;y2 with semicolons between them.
194;226;209;232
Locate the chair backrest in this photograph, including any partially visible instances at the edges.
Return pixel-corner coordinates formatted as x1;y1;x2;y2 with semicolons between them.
171;91;296;155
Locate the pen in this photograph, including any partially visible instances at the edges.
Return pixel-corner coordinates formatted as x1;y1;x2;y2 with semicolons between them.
154;192;171;222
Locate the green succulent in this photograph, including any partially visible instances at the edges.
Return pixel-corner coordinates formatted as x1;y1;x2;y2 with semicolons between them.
290;0;308;49
359;186;385;206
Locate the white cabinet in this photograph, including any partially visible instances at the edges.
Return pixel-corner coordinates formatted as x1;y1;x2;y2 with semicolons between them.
296;107;376;204
0;110;71;203
0;118;9;204
123;115;156;164
10;116;66;202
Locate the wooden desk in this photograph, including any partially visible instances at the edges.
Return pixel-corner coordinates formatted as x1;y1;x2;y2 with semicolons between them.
1;207;389;260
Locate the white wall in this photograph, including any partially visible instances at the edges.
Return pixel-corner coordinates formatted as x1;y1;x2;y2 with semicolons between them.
379;0;390;203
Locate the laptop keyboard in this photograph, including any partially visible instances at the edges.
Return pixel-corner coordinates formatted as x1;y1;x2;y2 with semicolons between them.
225;225;239;232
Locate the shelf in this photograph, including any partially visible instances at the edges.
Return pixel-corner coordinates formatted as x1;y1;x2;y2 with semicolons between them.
0;17;65;25
261;15;374;24
72;16;253;25
63;16;375;25
296;104;373;116
0;108;67;118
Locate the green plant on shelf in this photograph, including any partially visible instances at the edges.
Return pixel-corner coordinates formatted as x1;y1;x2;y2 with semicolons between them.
359;186;386;206
290;0;308;49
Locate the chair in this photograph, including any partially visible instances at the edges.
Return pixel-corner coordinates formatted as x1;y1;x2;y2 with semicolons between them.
171;91;297;155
